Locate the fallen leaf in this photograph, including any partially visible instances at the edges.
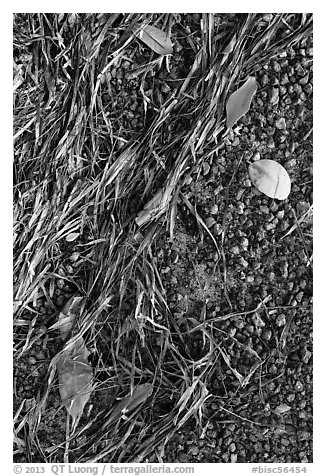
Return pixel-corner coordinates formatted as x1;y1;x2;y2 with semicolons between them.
249;159;291;200
275;404;292;415
108;383;153;424
226;76;257;129
135;187;165;227
57;296;84;341
65;232;79;242
57;336;93;428
135;25;173;55
49;296;84;341
222;33;237;55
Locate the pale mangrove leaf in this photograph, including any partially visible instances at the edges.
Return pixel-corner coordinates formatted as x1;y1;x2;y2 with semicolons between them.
57;336;93;427
226;76;257;129
135;25;173;55
249;159;291;200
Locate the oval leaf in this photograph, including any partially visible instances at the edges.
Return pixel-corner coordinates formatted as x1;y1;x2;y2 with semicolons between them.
65;232;79;242
226;76;257;129
275;403;292;415
57;296;84;341
57;337;93;426
136;25;173;55
249;159;291;200
108;383;153;424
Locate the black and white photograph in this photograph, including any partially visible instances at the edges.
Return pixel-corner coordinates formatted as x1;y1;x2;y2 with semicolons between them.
13;11;313;467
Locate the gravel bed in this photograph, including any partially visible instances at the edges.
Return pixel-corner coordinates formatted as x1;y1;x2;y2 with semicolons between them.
160;33;313;463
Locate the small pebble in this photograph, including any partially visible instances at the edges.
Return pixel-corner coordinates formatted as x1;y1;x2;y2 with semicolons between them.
281;438;290;447
298;431;310;441
262;329;272;341
265;223;275;231
279;85;287;96
188;444;199;456
210;204;219;215
36;351;45;360
275;117;287;130
232;136;240;147
253;152;261;161
295;380;304;392
70;252;80;262
240;237;249;250
213;223;222;236
230;245;240;255
57;279;65;289
280;73;289;85
230;442;236;452
304;83;313;95
272;61;281;73
302;349;312;364
270;75;279;86
296;64;306;76
236;188;245;200
266;126;275;136
252;312;265;327
287;84;294;95
269;88;279;106
238;257;249;268
297;200;309;215
296;292;304;303
202;162;210;175
260;205;269;214
276;314;286;327
299;74;309;85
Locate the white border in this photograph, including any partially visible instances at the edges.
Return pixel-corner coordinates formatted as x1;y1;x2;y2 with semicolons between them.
4;5;323;475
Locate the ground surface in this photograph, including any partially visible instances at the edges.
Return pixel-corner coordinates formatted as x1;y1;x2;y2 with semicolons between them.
13;13;312;463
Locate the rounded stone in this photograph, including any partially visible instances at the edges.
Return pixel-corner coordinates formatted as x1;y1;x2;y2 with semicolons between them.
276;314;286;327
275;117;287;130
